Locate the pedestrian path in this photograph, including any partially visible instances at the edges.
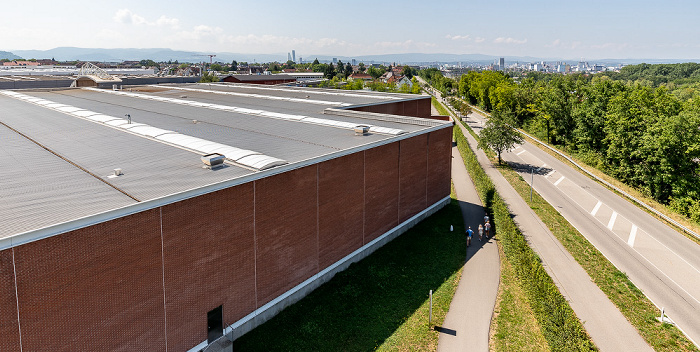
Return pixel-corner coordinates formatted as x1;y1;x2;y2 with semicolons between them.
455;121;652;351
437;144;500;352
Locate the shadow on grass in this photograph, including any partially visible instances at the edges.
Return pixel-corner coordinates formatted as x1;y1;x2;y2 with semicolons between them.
233;200;466;352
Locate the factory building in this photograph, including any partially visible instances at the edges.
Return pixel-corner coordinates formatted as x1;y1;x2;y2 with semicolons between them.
0;82;452;351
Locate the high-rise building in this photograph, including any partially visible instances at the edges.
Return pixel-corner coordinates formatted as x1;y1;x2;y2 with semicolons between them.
287;53;291;62
292;50;296;63
332;58;338;65
352;59;356;66
499;57;505;69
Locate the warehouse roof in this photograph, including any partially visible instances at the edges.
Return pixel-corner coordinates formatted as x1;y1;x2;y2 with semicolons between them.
0;83;450;246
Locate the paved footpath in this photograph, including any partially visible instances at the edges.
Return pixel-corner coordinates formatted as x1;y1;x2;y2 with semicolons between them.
455;121;652;351
437;144;500;352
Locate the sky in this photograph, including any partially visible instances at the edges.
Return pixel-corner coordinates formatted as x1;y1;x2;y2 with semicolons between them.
2;0;699;60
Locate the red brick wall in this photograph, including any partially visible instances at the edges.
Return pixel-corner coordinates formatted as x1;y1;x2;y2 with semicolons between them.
364;142;400;243
318;152;365;269
13;209;165;352
1;126;453;351
0;249;20;352
161;183;256;351
254;165;319;306
399;134;429;223
427;128;453;205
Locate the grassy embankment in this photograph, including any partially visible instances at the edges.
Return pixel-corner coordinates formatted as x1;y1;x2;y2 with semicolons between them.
455;115;697;351
453;124;596;351
233;196;466;351
430;96;550;351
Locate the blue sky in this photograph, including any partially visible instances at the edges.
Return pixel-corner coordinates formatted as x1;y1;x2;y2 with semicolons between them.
3;0;698;59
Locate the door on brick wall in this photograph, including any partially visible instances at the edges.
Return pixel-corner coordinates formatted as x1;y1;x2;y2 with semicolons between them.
207;305;223;343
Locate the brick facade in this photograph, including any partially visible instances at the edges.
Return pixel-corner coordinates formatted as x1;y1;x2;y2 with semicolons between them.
161;184;256;351
1;128;451;351
13;210;166;351
0;249;20;351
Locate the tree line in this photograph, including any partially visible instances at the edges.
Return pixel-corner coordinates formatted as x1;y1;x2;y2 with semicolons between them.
422;64;700;223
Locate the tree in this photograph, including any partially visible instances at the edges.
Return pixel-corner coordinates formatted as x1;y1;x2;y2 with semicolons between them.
231;60;238;71
284;60;295;69
477;109;524;164
367;66;383;80
358;62;366;72
324;63;336;79
402;65;415;79
312;58;320;65
344;63;353;78
336;60;345;76
199;71;219;83
210;63;223;71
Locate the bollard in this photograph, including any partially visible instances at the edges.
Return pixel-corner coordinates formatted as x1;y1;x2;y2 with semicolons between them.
450;225;453;232
429;290;433;326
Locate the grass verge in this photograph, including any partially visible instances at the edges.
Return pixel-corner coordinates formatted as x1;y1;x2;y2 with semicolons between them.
454;125;596;351
497;154;698;352
431;96;450;116
233;200;465;351
456;115;697;351
492;242;549;352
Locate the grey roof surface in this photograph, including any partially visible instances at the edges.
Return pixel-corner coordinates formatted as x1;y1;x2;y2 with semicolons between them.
0;84;447;241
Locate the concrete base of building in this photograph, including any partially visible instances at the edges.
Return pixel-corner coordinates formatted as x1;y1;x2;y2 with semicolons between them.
189;195;451;352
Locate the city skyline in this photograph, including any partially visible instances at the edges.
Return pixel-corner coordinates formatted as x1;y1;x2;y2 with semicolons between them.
2;0;699;60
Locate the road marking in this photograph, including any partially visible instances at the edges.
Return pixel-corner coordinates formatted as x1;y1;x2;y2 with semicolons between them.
516;150;526;156
607;211;617;230
545;170;556;178
554;176;565;186
591;201;602;216
628;225;638;247
536;163;547;172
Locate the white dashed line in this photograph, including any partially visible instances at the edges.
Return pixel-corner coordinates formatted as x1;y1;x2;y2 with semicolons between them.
545;170;556;178
591;201;602;216
628;225;638;247
516;150;526;156
554;176;565;186
607;212;618;230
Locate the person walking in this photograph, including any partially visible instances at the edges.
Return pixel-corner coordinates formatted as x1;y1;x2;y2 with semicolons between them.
466;226;473;248
484;213;490;226
478;224;484;242
484;221;491;238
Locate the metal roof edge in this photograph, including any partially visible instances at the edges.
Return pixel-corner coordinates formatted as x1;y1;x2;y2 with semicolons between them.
0;123;453;251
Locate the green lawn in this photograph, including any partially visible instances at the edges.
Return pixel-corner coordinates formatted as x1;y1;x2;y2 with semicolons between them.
233;199;465;351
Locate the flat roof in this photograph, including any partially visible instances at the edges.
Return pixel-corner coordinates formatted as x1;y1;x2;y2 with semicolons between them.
0;83;450;245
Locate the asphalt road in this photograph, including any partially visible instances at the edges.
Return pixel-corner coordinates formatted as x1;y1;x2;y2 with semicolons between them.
464;109;700;347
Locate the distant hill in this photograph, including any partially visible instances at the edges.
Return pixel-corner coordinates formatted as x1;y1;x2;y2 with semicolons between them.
5;47;699;65
0;50;21;60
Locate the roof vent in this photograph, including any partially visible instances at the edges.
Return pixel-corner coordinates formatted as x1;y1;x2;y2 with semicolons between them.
354;125;370;135
201;153;226;169
114;168;123;176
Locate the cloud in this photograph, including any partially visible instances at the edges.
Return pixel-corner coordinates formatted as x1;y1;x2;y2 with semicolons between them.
474;37;486;43
446;34;471;41
374;39;436;50
493;37;527;44
113;9;179;28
